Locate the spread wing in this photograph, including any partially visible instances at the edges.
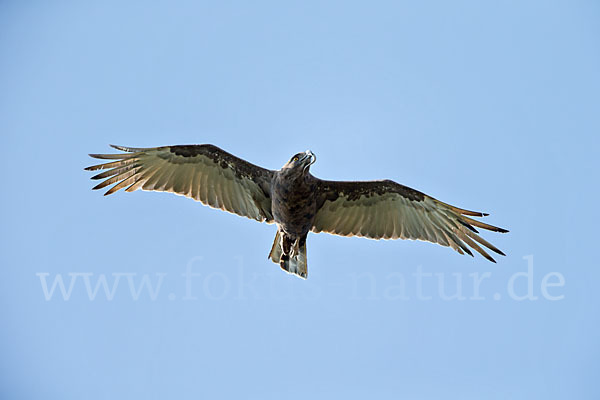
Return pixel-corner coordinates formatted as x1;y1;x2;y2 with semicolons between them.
312;179;508;262
86;144;274;223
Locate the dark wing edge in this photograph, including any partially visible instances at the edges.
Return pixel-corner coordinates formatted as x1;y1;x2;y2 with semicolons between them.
85;144;274;223
312;179;508;262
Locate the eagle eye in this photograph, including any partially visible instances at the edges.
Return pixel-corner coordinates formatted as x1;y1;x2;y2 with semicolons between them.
292;156;299;162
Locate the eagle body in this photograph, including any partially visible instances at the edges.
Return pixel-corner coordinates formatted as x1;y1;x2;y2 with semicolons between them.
86;144;508;279
268;153;318;276
271;168;317;237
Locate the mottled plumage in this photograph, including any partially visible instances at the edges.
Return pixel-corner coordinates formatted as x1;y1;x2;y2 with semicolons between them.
86;144;508;279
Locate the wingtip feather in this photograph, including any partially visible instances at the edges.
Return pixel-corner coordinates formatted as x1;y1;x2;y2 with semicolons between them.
110;144;149;152
110;144;127;151
457;219;479;233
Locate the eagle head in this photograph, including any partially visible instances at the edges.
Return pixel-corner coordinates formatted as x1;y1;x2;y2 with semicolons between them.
282;150;316;174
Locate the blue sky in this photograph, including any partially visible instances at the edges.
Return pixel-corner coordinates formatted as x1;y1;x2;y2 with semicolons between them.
1;1;599;399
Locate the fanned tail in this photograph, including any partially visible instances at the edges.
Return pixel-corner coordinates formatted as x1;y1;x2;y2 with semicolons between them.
268;231;308;279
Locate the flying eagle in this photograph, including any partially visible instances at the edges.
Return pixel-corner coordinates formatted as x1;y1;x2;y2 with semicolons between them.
86;144;507;279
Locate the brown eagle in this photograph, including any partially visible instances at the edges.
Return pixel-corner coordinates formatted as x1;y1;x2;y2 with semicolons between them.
86;144;507;279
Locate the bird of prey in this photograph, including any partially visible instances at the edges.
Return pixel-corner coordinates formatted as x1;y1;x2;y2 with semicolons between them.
86;144;507;279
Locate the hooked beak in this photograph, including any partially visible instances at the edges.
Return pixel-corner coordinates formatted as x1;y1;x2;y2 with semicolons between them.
302;150;316;171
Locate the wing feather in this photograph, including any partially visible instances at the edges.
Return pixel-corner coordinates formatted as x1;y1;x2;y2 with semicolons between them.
105;175;138;196
92;167;142;191
199;168;210;206
91;164;140;180
85;159;136;171
171;163;191;195
142;160;169;190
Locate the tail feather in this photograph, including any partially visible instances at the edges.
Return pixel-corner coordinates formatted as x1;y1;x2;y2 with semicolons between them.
268;231;283;263
268;232;308;279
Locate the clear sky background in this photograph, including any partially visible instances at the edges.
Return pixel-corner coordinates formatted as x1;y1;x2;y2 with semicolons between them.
1;1;599;399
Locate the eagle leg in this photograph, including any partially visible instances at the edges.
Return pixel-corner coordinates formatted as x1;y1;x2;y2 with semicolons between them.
290;239;300;258
279;235;292;270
